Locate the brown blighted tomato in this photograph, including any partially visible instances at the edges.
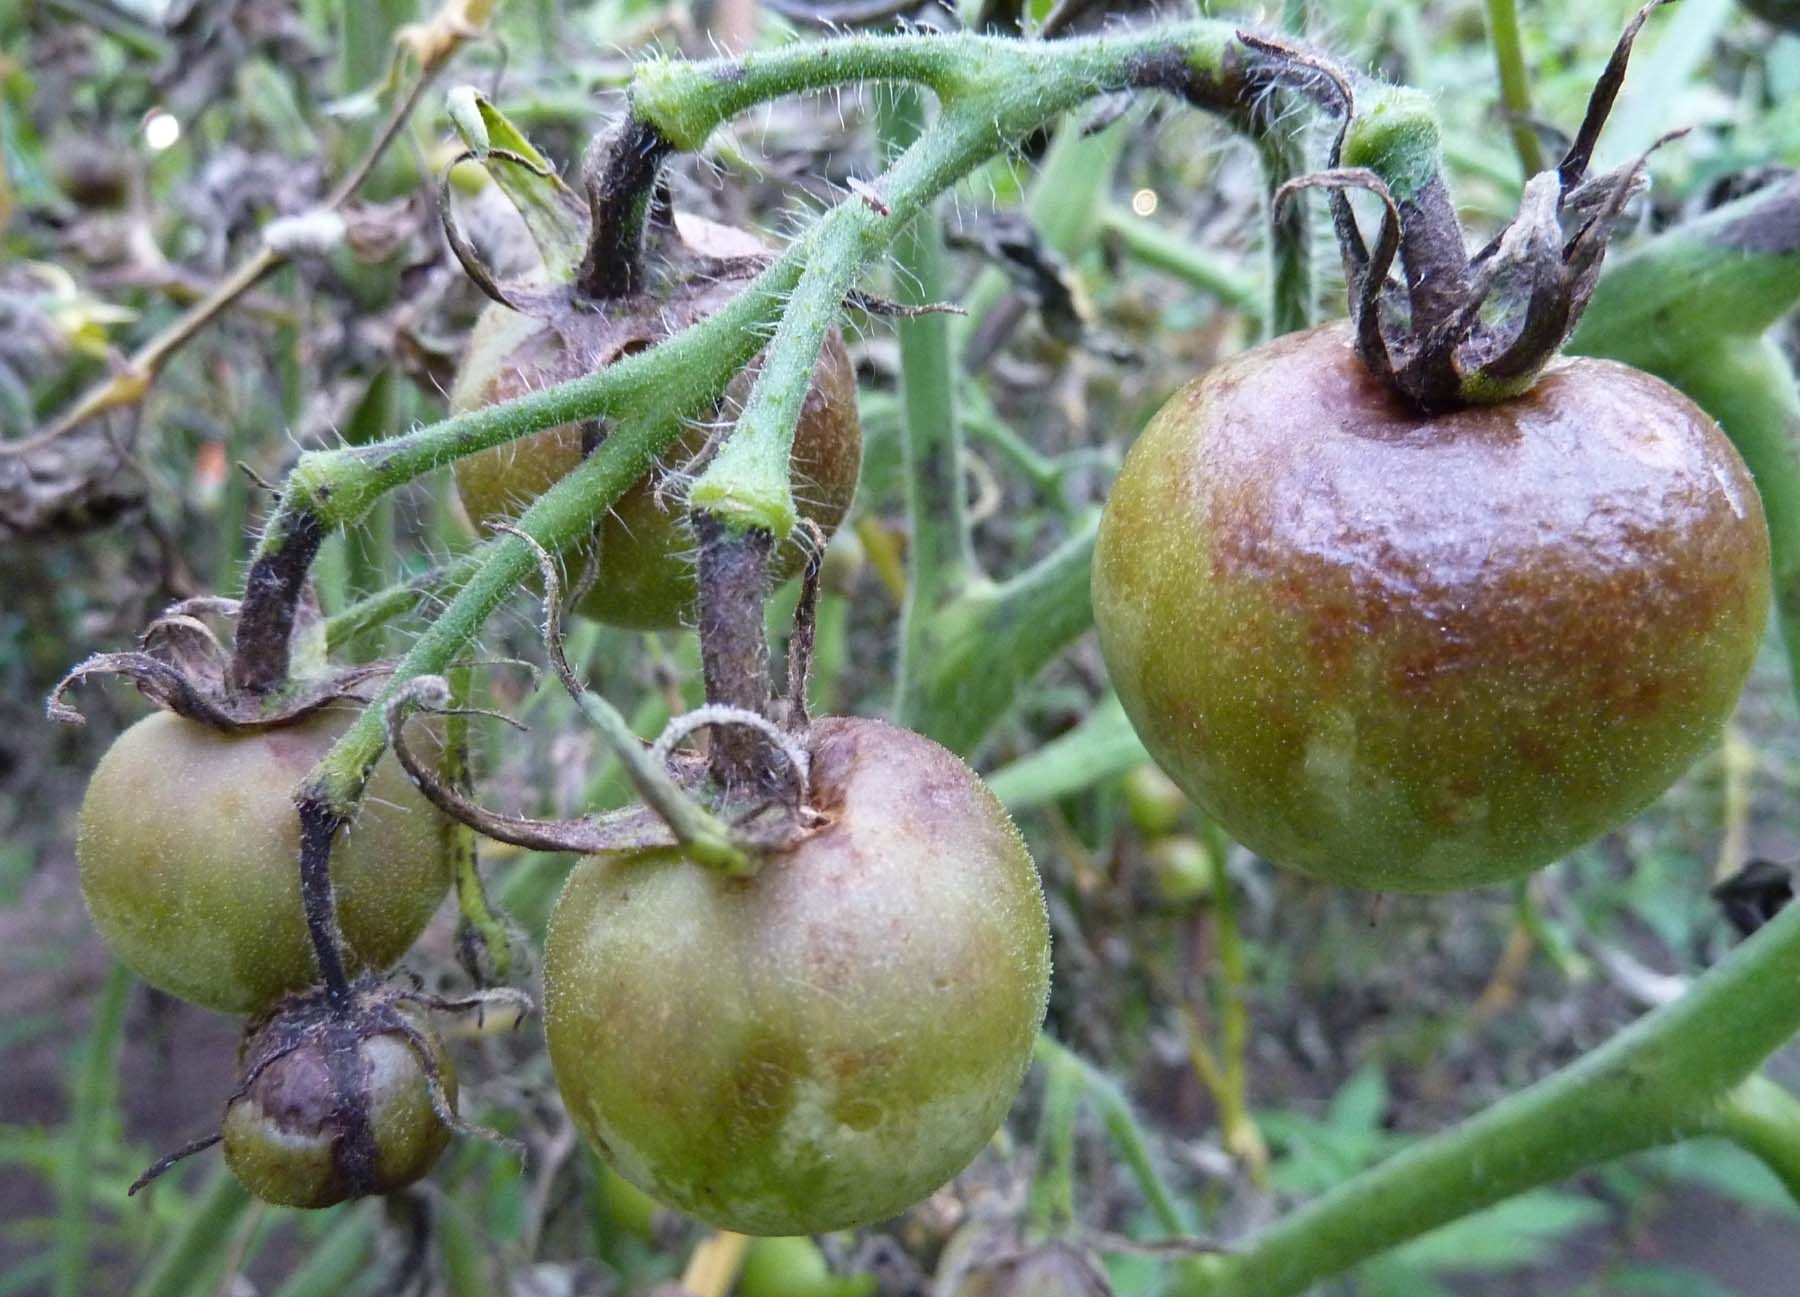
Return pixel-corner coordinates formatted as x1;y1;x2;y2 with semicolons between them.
451;213;862;630
77;709;451;1013
1092;321;1771;892
543;717;1051;1236
222;1001;455;1209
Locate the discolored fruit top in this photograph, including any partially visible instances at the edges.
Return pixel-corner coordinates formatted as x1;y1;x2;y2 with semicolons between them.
1093;321;1771;891
543;717;1051;1235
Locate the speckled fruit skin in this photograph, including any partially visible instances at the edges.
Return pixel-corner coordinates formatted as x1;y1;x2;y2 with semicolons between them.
543;717;1051;1236
1093;321;1771;892
222;1005;455;1208
77;710;452;1012
452;215;862;630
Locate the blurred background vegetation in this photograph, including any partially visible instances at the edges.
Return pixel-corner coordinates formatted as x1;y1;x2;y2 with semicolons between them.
3;0;1799;1294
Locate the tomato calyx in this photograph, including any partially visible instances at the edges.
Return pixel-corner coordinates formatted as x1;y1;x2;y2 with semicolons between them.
128;974;527;1205
46;591;390;731
1257;1;1673;411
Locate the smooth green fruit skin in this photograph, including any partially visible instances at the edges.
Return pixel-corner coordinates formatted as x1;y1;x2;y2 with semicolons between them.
223;1006;455;1208
77;710;452;1013
1093;322;1772;892
544;717;1051;1237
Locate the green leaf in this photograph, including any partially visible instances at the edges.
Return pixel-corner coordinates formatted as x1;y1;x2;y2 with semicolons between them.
443;86;588;280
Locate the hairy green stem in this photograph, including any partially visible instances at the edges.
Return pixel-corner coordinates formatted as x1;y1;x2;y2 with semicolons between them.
1176;898;1800;1296
1257;102;1313;338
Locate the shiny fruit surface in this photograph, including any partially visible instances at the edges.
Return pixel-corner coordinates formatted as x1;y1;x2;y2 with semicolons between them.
1093;321;1770;891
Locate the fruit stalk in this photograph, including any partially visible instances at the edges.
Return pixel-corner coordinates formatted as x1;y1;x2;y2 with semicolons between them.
694;516;779;791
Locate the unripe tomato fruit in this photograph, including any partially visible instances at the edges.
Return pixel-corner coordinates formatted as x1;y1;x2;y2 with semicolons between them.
543;717;1051;1236
452;214;862;630
77;710;452;1012
222;1003;455;1208
1093;322;1770;892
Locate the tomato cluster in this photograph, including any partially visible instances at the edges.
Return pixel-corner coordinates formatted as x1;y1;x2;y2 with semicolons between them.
62;33;1777;1240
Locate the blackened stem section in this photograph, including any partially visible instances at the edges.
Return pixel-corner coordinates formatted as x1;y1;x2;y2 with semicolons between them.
321;1015;378;1198
577;118;676;301
1395;176;1472;340
230;508;327;697
695;515;778;794
296;793;354;1010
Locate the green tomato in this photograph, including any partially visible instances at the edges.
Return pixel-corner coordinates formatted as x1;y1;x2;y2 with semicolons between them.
1121;761;1187;837
78;709;452;1013
1093;321;1770;892
1149;836;1216;906
223;1002;454;1209
740;1236;876;1297
543;717;1051;1236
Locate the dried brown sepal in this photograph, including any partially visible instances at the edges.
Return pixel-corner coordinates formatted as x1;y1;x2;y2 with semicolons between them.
1262;0;1674;409
45;598;388;730
384;677;684;855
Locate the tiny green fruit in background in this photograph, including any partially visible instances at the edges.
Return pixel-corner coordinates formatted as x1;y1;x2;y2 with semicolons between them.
77;709;452;1013
543;717;1051;1236
1093;321;1771;892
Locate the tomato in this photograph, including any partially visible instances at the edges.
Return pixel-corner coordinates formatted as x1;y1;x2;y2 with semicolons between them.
1092;321;1771;892
542;717;1051;1236
77;709;452;1013
451;213;862;630
222;1001;455;1208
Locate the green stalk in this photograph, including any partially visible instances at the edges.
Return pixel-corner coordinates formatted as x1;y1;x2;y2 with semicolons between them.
1028;1048;1082;1236
130;1172;251;1297
987;693;1148;810
1035;1035;1188;1235
53;963;129;1297
906;515;1099;754
1716;1074;1800;1206
1102;207;1262;318
1482;0;1543;176
1258;106;1313;338
1175;897;1800;1296
878;88;975;723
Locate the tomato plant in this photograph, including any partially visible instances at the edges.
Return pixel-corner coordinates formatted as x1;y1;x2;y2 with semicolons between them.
221;997;457;1209
17;2;1800;1295
1093;321;1772;890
